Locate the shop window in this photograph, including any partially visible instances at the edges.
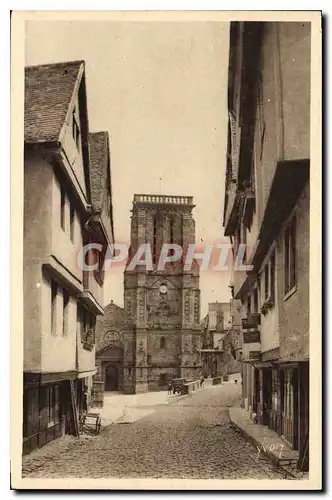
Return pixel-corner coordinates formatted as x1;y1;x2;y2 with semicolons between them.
46;385;60;428
281;369;295;445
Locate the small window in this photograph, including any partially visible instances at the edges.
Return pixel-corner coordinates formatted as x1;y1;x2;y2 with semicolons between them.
160;336;166;349
51;281;58;335
153;215;157;264
247;295;251;315
147;355;151;365
77;304;84;340
93;247;105;285
270;251;276;302
242;224;247;263
170;218;174;244
253;288;258;313
62;289;69;336
235;225;241;255
70;204;75;243
60;185;65;231
72;110;80;151
284;216;296;295
80;308;96;347
264;264;269;301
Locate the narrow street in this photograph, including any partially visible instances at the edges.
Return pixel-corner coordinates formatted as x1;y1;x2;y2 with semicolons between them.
23;384;291;480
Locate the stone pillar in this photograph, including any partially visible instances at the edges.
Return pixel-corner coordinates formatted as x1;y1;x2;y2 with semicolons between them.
133;287;148;393
123;329;135;394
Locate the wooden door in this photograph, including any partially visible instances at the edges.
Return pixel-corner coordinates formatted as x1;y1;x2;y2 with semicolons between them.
262;369;272;425
292;367;299;450
105;364;118;391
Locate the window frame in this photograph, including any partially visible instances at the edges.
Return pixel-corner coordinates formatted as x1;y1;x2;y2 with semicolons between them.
264;264;269;301
93;246;106;285
78;305;96;349
51;280;58;335
46;385;60;428
153;214;157;265
253;288;259;314
247;295;251;316
60;185;66;231
62;288;69;336
260;247;276;312
72;110;80;151
70;203;75;243
284;215;297;298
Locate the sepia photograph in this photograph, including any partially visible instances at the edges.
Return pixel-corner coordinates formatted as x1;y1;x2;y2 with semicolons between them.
10;10;322;490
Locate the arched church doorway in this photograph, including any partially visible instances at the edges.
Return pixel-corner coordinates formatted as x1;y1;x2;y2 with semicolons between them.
104;363;119;391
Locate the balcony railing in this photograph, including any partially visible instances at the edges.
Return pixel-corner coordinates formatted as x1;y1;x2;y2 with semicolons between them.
134;194;193;205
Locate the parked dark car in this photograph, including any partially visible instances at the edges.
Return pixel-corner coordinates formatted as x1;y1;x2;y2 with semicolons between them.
172;378;186;395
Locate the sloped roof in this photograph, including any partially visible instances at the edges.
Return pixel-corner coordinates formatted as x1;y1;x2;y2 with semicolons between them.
89;131;111;211
24;60;84;143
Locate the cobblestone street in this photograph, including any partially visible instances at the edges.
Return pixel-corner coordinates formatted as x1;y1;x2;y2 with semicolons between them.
23;384;293;480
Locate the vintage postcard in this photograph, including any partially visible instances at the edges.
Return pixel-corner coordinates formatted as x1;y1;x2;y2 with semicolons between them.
11;10;322;490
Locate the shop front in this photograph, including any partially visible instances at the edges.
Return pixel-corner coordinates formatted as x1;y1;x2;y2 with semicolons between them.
23;372;76;455
23;381;64;455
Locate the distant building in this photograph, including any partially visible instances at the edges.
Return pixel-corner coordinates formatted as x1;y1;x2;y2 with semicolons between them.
123;194;202;393
23;61;114;454
201;301;241;377
223;22;309;467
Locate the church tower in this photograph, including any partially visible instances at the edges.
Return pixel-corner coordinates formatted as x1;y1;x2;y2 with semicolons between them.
123;194;202;394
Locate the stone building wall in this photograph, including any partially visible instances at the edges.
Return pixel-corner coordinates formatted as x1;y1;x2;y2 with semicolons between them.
123;196;202;393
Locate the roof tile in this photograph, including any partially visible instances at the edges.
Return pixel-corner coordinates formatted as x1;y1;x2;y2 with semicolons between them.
24;60;84;143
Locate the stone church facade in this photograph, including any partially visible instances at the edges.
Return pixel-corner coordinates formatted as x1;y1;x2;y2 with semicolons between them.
95;302;125;392
123;194;202;394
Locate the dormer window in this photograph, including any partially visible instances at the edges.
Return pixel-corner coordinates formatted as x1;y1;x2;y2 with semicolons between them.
72;108;80;151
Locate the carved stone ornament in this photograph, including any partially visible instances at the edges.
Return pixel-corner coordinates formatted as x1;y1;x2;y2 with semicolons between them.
103;330;121;342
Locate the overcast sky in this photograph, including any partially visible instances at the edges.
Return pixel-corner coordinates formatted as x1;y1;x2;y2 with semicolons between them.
25;20;231;316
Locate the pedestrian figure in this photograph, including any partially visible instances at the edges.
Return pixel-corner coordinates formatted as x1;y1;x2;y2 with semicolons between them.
200;375;205;387
168;381;173;395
